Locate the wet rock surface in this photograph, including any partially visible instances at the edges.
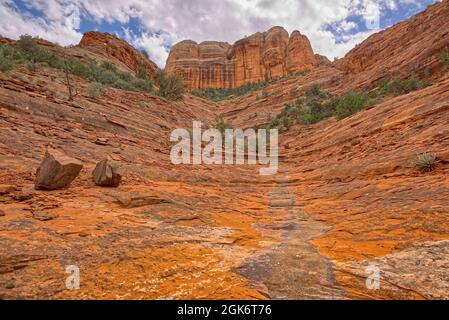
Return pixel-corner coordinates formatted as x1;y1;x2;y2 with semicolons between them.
1;1;449;300
236;170;345;299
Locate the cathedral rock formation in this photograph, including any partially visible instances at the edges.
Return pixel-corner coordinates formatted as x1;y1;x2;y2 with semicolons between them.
165;27;317;90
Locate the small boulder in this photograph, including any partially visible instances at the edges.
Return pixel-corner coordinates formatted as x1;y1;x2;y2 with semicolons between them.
92;159;122;187
12;192;32;201
35;149;83;190
95;138;109;146
5;282;15;289
32;210;58;221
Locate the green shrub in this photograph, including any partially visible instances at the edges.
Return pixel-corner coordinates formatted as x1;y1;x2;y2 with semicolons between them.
192;81;268;101
192;71;310;101
298;96;339;125
136;65;149;80
131;78;154;93
26;61;37;72
335;91;375;119
17;35;62;69
68;59;90;78
72;57;152;93
379;76;428;97
17;35;40;57
0;46;15;73
266;86;338;131
0;58;14;73
305;84;326;98
415;152;438;172
267;104;299;132
155;70;184;100
0;36;157;95
87;82;104;99
442;50;449;70
100;61;117;72
214;114;231;136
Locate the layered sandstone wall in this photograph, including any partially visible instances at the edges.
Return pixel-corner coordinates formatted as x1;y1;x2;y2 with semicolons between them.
165;27;317;90
79;32;159;79
336;0;449;87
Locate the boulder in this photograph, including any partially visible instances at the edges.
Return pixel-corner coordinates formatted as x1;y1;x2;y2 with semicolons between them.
92;159;122;187
95;137;109;146
32;210;58;221
35;149;83;190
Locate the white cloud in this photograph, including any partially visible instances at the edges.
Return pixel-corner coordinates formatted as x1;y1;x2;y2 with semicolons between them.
0;0;438;67
123;29;174;67
0;0;82;45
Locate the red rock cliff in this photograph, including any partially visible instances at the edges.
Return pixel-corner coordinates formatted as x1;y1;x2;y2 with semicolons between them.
336;0;449;87
79;31;159;79
165;27;317;90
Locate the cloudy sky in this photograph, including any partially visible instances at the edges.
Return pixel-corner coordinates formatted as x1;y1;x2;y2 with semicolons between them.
0;0;440;67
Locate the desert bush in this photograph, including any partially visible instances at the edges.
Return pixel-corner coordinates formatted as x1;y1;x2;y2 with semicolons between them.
290;86;336;125
17;35;39;57
305;84;326;98
17;35;63;70
266;86;338;131
155;70;184;100
72;58;153;93
87;82;104;99
379;76;428;97
0;45;15;73
298;95;339;125
335;91;375;119
100;61;117;72
136;65;149;80
415;152;438;172
267;104;299;132
214;114;232;136
26;61;37;72
138;100;147;108
1;36;155;95
192;81;268;101
67;59;90;78
192;71;310;101
442;50;449;70
130;78;154;93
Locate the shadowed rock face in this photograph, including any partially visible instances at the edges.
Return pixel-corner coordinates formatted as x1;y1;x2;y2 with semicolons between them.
35;149;83;190
315;54;332;67
92;159;122;187
165;27;317;90
79;31;159;79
